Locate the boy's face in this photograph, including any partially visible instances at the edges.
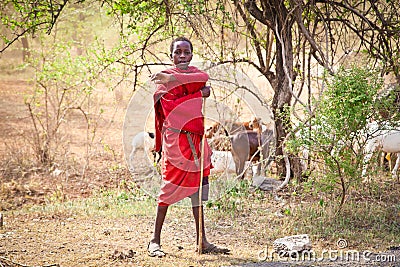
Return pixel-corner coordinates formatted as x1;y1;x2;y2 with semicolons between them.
171;41;192;69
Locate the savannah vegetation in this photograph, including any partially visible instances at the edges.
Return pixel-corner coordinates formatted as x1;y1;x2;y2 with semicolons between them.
0;0;399;266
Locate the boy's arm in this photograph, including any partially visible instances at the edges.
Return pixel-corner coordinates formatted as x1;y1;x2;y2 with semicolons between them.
151;69;208;85
151;68;209;94
162;90;202;108
172;69;208;94
172;70;209;85
162;86;209;105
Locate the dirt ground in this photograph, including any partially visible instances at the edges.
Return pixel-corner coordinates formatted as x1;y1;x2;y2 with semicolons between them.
1;77;399;267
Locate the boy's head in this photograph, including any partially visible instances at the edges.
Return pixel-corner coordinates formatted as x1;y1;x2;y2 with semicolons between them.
170;37;193;69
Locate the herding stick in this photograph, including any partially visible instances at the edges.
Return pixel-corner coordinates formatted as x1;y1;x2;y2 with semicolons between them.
198;95;207;255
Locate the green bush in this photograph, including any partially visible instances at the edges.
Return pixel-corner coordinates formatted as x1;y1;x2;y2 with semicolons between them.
289;66;385;209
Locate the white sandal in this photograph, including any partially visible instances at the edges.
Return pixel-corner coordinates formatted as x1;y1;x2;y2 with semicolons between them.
147;242;166;257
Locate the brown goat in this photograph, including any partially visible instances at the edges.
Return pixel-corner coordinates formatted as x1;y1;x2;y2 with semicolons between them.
230;129;274;179
205;120;253;138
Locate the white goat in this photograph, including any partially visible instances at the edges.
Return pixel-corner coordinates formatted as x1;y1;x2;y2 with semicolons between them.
210;150;236;175
129;131;155;172
362;121;400;181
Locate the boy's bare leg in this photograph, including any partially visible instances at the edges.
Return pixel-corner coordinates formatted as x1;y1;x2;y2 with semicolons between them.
148;205;168;257
191;204;211;249
150;205;168;245
191;199;230;254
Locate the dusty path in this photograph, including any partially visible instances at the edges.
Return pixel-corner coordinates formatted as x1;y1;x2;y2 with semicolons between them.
2;209;399;267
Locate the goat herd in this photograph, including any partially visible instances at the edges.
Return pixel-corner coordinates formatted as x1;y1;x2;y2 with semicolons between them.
362;121;400;181
128;117;274;179
128;118;400;182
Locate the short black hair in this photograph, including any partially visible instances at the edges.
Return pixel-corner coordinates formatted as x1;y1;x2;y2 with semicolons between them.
170;37;193;55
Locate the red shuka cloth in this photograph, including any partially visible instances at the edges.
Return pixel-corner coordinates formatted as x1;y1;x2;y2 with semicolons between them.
153;66;212;206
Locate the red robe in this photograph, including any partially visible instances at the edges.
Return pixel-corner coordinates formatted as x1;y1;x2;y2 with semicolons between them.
153;66;212;206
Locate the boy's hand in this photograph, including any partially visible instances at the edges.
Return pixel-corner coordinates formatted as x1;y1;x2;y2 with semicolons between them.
200;86;211;98
150;72;176;84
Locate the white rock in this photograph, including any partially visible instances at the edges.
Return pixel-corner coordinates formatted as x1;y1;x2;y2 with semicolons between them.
273;234;312;255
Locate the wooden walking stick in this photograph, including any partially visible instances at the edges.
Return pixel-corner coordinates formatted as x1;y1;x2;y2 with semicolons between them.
198;94;207;255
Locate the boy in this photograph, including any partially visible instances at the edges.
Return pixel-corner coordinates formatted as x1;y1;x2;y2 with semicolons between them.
148;37;230;257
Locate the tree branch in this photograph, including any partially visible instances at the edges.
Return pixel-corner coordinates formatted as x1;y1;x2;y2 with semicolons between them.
234;0;266;71
204;58;276;82
244;0;273;28
291;0;333;74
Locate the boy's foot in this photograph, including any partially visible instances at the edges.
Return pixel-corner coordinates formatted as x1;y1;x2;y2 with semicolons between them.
147;242;166;257
200;243;230;255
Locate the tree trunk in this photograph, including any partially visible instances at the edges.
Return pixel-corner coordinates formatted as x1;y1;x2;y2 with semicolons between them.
243;0;301;178
271;16;294;178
